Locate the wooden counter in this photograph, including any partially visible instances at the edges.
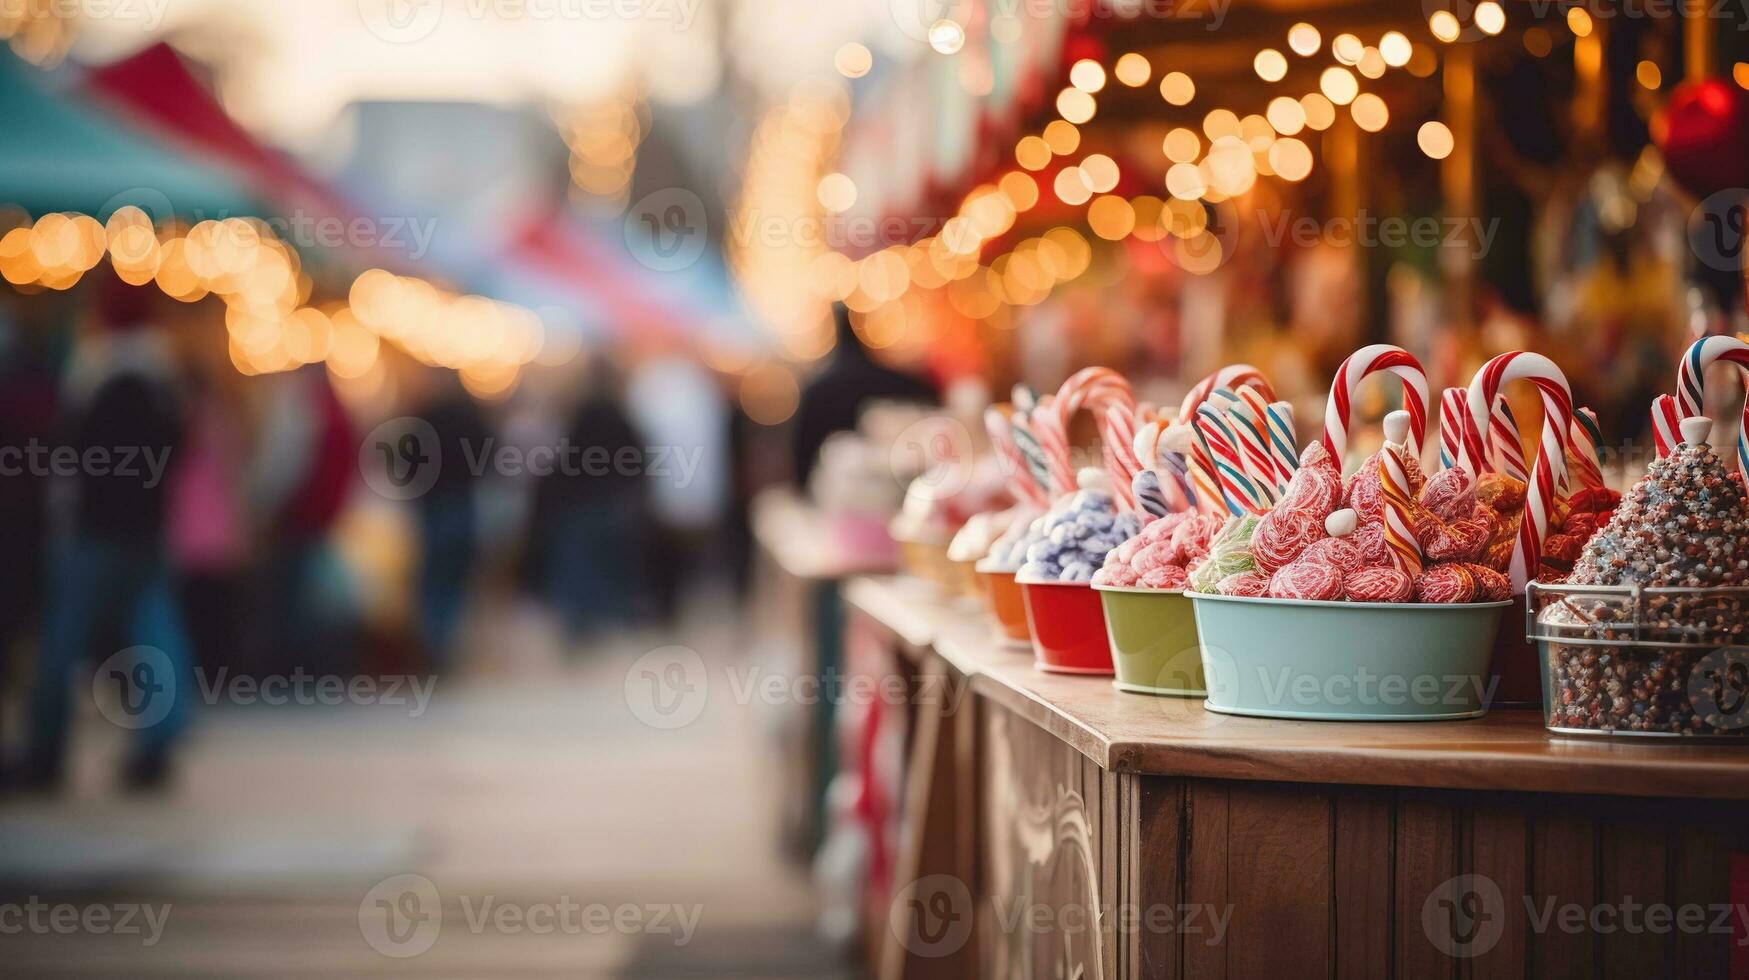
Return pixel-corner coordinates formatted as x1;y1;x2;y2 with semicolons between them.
842;575;1749;980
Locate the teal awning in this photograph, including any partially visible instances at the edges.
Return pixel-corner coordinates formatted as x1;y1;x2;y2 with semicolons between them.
0;50;258;219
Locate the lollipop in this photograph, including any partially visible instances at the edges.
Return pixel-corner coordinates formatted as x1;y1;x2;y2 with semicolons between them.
1322;344;1430;469
1675;336;1749;475
1462;351;1574;589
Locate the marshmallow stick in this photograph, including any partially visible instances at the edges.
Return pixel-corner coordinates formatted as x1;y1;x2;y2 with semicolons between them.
1464;351;1573;590
1379;411;1423;577
1567;407;1606;491
1650;394;1681;459
1322;344;1430;470
1264;400;1300;490
1195;405;1268;515
1675;336;1749;475
1488;396;1531;484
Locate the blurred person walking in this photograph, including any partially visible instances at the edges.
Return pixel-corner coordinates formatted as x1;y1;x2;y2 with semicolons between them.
22;270;189;791
790;302;935;485
411;373;490;667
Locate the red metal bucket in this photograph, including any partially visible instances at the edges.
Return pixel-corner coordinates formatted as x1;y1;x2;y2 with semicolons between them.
1020;579;1115;675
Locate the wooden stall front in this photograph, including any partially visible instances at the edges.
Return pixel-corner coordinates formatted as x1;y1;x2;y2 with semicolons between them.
845;577;1749;980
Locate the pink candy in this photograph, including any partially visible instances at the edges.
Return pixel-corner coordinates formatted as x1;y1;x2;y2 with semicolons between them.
1343;566;1414;603
1217;571;1271;597
1250;509;1323;573
1268;560;1345;601
1094;511;1219;590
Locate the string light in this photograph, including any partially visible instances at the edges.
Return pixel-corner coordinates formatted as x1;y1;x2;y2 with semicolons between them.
1379;32;1412;67
1267;96;1306;136
1288;23;1321;57
1474;1;1505;35
1351;93;1389;131
1160;71;1195;106
1254;49;1288;82
927;20;965;54
1567;8;1593;36
1114;53;1151;87
1332;33;1364;65
1070;59;1107;92
1417;121;1454;159
1056;87;1096;124
1429;12;1461;42
1320;66;1359;105
1163;128;1201;163
834;43;872;78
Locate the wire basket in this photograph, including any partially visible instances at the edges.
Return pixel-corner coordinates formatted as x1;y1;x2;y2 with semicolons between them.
1526;583;1749;738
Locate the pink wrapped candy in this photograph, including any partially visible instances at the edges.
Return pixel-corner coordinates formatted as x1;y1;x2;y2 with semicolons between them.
1301;536;1367;575
1250;509;1324;573
1269;559;1344;601
1413;563;1477;603
1343;566;1414;603
1217;570;1271;597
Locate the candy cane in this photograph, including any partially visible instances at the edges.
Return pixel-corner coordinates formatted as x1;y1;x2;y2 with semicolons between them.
985;406;1049;509
1264;400;1299;490
1182;421;1228;517
1177;364;1275;422
1567;407;1606;491
1379;410;1423;576
1155;423;1198;512
1031;395;1075;496
1650;394;1681;459
1675;336;1749;474
1132;470;1170;518
1322;344;1429;471
1488;396;1531;484
1038;368;1135;502
1437;387;1485;472
1194;405;1267;514
1464;351;1573;590
1225;387;1280;505
1102;403;1141;513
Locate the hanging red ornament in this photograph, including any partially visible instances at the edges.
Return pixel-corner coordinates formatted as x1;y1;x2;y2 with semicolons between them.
1654;78;1749;199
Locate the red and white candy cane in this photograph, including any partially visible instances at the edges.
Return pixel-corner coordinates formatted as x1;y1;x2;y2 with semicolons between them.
1102;403;1142;513
1322;344;1429;471
1177;364;1274;423
1225;387;1280;504
1463;351;1574;590
1379;411;1423;576
1437;387;1485;472
1567;407;1606;491
1650;394;1681;459
984;405;1049;509
1487;396;1531;483
1037;368;1136;502
1675;336;1749;475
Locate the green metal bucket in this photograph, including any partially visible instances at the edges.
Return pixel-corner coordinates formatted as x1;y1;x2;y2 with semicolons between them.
1188;593;1509;721
1094;586;1207;697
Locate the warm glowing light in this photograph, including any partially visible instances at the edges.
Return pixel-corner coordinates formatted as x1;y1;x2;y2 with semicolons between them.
1087;195;1136;240
1160;71;1195;106
1239;114;1275;152
1000;171;1040;210
817;173;857;212
1054;167;1093;205
1163;128;1201;163
1267;96;1306;135
1300;93;1336;130
1043;120;1081;155
1567;7;1593;36
1131;196;1167;241
1320;67;1359;105
1636;59;1662;89
1254;49;1288;82
740;363;800;425
1057;87;1096;124
1268;138;1313;182
928;20;965;54
1351;93;1388;131
1205;136;1256;197
1114;52;1151;87
1430;11;1461;42
1735;62;1749;90
1475;1;1505;35
1357;47;1386;79
1379;31;1412;67
1080;154;1120;193
1070;58;1106;92
1165;162;1206;200
1016;135;1051;170
835;42;872;78
1332;33;1364;65
1202;108;1240;140
1417;121;1454;159
1288;23;1320;57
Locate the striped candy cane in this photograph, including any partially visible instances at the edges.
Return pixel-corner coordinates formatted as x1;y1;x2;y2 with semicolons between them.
1225;387;1280;505
1177;364;1275;422
1650;394;1681;459
1488;396;1531;483
1567;407;1606;491
1379;411;1423;576
1195;405;1268;514
985;406;1050;509
1264;401;1300;490
1038;368;1136;503
1182;420;1229;517
1102;403;1142;513
1675;336;1749;474
1464;352;1573;590
1322;344;1430;471
1437;387;1485;472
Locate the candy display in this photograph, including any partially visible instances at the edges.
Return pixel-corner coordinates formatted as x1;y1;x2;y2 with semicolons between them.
1675;336;1749;475
1186;514;1263;592
1535;417;1749;736
1092;510;1220;589
1461;351;1574;589
1014;470;1143;585
1321;344;1429;466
